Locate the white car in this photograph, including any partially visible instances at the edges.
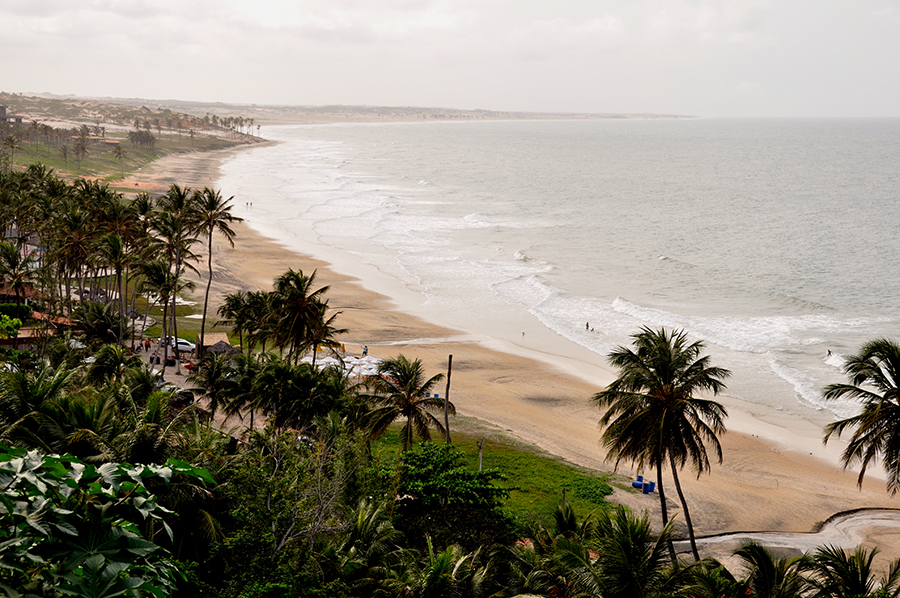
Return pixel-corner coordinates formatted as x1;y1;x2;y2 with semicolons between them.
165;337;196;353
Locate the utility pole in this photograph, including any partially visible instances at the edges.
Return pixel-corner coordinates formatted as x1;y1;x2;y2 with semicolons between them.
444;354;452;444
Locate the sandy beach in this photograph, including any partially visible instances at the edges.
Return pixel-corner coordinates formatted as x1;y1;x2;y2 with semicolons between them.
128;144;900;563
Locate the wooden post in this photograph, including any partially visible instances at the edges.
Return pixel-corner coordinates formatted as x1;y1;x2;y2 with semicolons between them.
444;354;452;444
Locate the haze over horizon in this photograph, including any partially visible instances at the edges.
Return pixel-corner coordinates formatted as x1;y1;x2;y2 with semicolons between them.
2;1;899;119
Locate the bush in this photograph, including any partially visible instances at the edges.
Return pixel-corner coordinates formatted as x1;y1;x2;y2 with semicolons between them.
398;442;510;509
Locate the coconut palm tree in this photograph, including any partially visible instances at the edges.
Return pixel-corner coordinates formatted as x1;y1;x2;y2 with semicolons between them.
554;505;686;598
306;300;347;368
187;352;235;429
803;544;900;598
363;354;451;452
3;135;21;167
270;269;329;362
823;338;900;495
94;233;128;344
216;290;248;350
138;259;178;376
0;361;75;443
192;187;241;359
113;144;126;177
734;541;808;598
592;327;730;562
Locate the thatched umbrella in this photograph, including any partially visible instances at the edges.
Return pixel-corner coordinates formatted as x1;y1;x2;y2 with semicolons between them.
207;339;239;356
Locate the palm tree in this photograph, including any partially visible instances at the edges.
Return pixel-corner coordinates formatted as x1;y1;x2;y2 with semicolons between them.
803;544;900;598
3;135;21;167
0;361;75;447
593;327;730;562
823;338;900;494
0;240;39;349
192;187;241;360
306;300;347;367
270;269;328;362
734;541;808;598
187;352;235;429
94;233;128;344
363;354;451;452
113;144;126;178
554;505;685;598
216;290;248;350
138;259;178;376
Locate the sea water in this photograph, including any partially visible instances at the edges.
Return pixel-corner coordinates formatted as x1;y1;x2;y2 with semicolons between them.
218;118;900;430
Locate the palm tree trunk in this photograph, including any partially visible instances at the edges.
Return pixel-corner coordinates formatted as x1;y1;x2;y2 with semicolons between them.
160;299;169;376
199;233;213;360
669;453;701;561
656;453;677;563
117;267;125;346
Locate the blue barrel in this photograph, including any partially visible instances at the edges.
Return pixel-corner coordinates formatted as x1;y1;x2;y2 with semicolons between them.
648;481;655;493
631;475;644;489
642;482;651;494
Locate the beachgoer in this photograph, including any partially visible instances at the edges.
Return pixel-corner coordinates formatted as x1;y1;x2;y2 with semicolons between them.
362;345;368;356
827;349;832;356
586;322;589;330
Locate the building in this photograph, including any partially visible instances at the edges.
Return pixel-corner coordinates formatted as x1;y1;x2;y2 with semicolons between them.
0;105;24;126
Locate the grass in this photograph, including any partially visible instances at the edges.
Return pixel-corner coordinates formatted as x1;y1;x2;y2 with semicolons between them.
372;421;621;529
7;132;246;183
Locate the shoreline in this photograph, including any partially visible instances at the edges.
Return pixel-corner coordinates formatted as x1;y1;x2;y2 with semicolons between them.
128;143;900;560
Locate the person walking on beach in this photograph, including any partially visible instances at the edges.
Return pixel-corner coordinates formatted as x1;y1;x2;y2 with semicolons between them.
586;322;590;330
362;345;368;357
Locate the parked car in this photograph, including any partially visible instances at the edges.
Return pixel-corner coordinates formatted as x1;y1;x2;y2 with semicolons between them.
161;336;196;353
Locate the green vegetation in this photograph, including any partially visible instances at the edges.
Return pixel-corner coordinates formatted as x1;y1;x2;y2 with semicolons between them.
3;153;900;596
0;92;261;184
373;426;615;527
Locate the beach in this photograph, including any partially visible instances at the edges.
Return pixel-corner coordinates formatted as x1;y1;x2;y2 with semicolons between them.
127;142;900;563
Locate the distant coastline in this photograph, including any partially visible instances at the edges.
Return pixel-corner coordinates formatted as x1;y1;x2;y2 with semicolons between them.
20;92;695;126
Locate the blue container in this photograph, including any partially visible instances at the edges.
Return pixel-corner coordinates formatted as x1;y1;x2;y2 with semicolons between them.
642;482;650;494
632;480;642;488
647;481;656;493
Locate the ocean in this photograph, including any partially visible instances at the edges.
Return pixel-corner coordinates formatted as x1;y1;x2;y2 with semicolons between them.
218;118;900;431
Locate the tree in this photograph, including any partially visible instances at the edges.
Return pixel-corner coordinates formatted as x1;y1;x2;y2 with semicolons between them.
363;354;452;452
823;338;900;494
270;269;329;361
593;327;730;562
735;541;808;598
192;187;241;360
307;300;347;368
554;505;685;598
113;143;126;177
802;544;900;598
3;135;20;166
187;352;235;428
398;442;508;510
94;233;128;344
0;240;39;349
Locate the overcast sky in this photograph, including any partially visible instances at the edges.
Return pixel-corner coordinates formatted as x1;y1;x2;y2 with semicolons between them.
2;0;898;117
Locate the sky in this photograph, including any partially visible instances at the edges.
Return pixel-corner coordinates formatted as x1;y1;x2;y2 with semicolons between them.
2;0;899;117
